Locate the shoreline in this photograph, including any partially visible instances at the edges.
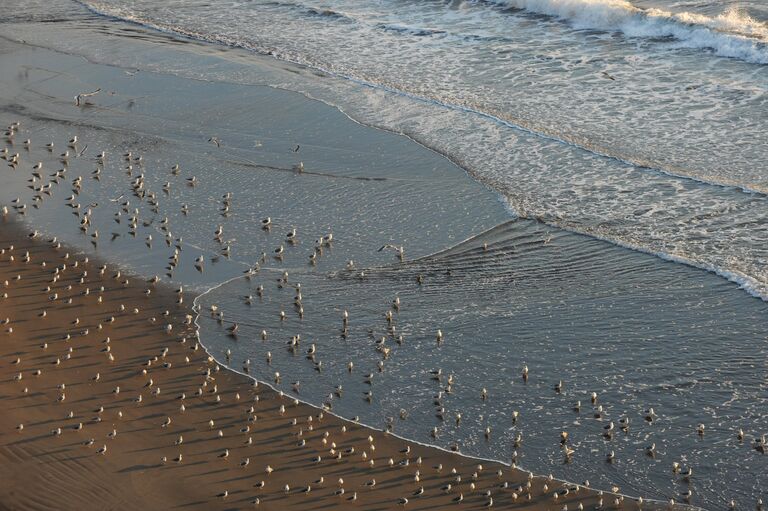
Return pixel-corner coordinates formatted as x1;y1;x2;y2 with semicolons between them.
193;288;673;511
0;218;626;509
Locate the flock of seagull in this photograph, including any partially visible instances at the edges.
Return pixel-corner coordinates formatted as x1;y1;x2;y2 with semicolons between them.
0;122;614;510
2;119;767;510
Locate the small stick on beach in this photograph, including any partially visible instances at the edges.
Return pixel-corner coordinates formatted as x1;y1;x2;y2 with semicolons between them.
75;88;101;107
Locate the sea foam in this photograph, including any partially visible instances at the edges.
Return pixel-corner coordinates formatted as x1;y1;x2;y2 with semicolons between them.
493;0;768;63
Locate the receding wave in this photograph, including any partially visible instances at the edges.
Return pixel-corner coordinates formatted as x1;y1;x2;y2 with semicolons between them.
491;0;768;63
74;1;766;195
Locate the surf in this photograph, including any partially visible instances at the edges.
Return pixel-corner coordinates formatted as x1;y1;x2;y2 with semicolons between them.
490;0;768;63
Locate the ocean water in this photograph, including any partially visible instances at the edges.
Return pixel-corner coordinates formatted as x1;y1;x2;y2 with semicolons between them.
73;0;768;299
1;0;767;508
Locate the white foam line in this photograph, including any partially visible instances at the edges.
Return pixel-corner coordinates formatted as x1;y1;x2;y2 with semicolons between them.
490;0;768;61
191;272;701;509
522;209;768;302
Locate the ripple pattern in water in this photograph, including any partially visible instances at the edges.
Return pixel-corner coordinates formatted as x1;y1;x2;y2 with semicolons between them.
197;220;768;507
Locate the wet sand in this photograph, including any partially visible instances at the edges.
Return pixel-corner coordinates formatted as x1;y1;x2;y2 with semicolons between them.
0;221;622;510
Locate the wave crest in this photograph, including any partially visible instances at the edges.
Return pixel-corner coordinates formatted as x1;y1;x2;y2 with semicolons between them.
494;0;768;63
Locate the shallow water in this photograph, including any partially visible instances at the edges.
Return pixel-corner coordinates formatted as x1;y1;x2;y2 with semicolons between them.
0;1;767;508
196;220;768;506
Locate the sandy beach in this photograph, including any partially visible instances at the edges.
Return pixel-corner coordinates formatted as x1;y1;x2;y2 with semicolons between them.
0;220;613;510
1;0;766;508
